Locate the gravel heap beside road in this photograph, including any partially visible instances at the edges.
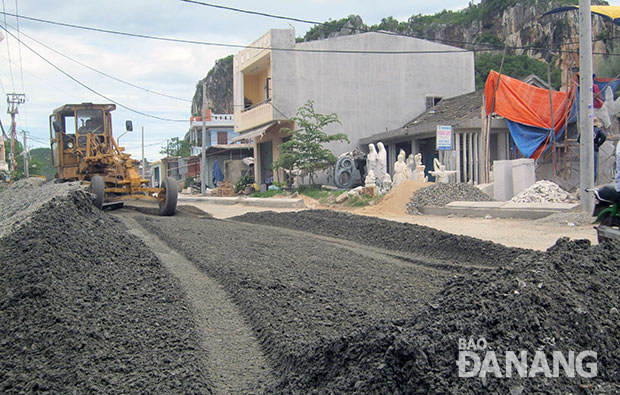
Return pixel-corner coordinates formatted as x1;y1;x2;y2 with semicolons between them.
234;209;523;267
0;178;79;238
270;238;620;393
0;182;213;393
234;211;620;393
511;180;575;203
407;182;493;214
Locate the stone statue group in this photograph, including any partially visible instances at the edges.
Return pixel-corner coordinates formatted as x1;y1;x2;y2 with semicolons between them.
364;142;427;195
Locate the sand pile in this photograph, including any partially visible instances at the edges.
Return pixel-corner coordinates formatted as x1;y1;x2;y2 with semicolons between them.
359;180;430;216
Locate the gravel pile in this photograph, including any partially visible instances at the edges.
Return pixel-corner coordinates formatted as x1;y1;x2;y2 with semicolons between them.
234;211;620;393
0;178;79;238
0;182;213;393
511;180;575;203
535;210;595;226
407;182;493;214
270;238;620;394
233;209;524;267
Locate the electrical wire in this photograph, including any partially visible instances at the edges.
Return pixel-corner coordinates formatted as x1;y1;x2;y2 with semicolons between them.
13;0;22;91
3;10;620;57
2;23;192;103
0;11;476;55
180;0;320;25
179;0;620;52
13;0;28;132
2;0;14;91
0;25;187;122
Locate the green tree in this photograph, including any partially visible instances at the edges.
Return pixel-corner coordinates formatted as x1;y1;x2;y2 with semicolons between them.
475;53;562;90
2;140;53;180
160;136;191;157
273;100;349;187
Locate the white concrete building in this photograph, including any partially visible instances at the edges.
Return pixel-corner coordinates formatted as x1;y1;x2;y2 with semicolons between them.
233;29;475;186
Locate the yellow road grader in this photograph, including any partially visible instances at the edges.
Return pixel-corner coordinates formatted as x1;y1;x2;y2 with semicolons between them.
49;103;177;215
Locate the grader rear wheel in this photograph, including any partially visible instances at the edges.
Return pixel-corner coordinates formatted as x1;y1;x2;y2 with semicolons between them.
159;177;178;216
90;175;105;210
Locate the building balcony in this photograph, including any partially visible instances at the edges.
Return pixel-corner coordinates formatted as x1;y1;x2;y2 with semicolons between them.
235;101;274;133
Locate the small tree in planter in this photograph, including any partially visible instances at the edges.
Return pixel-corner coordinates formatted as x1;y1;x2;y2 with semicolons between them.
273;100;349;188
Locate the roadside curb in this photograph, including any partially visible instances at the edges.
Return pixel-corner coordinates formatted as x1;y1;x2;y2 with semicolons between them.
420;201;581;219
179;195;306;209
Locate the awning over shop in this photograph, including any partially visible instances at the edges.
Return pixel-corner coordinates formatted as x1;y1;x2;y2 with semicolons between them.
230;122;277;143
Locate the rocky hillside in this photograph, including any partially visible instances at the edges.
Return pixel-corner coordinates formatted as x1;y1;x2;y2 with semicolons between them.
191;55;233;116
191;0;615;113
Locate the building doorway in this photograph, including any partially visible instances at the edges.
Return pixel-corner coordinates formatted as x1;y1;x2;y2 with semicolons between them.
418;137;438;182
259;141;273;185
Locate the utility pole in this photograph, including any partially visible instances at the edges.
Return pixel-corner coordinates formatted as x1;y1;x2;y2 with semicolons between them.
201;80;207;196
578;0;594;212
22;130;28;178
141;126;145;179
6;93;25;179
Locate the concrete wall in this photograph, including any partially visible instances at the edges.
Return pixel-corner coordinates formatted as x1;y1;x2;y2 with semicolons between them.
271;30;475;155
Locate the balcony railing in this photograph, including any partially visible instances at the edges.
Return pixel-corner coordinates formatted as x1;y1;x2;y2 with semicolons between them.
236;100;273;132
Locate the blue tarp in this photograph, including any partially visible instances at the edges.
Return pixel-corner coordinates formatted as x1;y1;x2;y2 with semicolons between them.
506;78;620;158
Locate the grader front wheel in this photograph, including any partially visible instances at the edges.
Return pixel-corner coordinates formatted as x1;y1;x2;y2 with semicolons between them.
159;177;178;216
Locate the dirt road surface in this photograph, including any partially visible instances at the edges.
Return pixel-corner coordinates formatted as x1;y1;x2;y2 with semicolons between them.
173;198;597;251
3;182;618;394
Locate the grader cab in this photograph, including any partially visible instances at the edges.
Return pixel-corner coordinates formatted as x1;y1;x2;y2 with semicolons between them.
49;103;177;215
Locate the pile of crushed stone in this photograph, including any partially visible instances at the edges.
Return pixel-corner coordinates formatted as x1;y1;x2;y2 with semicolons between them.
0;181;213;393
511;180;575;203
234;210;620;393
535;210;594;226
0;178;80;238
274;241;620;393
407;182;493;214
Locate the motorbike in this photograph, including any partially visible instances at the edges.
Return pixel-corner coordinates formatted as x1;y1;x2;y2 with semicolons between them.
190;179;202;195
587;185;620;243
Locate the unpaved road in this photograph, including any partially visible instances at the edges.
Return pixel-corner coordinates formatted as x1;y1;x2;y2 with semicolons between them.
116;212;273;394
173;197;597;251
3;182;618;394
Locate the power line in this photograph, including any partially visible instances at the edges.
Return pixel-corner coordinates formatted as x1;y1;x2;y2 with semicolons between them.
0;26;187;122
2;23;192;103
13;0;22;91
180;0;320;25
2;0;14;91
1;10;618;59
0;11;475;54
179;0;619;51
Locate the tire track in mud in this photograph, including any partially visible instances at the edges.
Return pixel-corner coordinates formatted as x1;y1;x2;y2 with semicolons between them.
115;213;274;394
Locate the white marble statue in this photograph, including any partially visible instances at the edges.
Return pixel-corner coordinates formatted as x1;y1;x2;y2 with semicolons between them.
364;170;376;196
429;157;457;183
406;154;415;180
380;172;392;194
376;142;387;182
413;153;427;182
393;152;409;187
366;144;378;179
594;85;620;128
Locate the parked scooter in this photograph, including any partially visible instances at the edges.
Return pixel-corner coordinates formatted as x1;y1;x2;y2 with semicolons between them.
190;179;202;195
587;185;620;242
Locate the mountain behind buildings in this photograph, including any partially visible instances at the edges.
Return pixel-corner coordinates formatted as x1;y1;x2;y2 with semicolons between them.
191;0;616;117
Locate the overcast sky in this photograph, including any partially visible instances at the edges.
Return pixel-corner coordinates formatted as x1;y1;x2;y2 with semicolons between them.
0;0;476;161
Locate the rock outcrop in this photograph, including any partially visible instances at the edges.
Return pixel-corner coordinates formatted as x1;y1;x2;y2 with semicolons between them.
191;55;233;116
